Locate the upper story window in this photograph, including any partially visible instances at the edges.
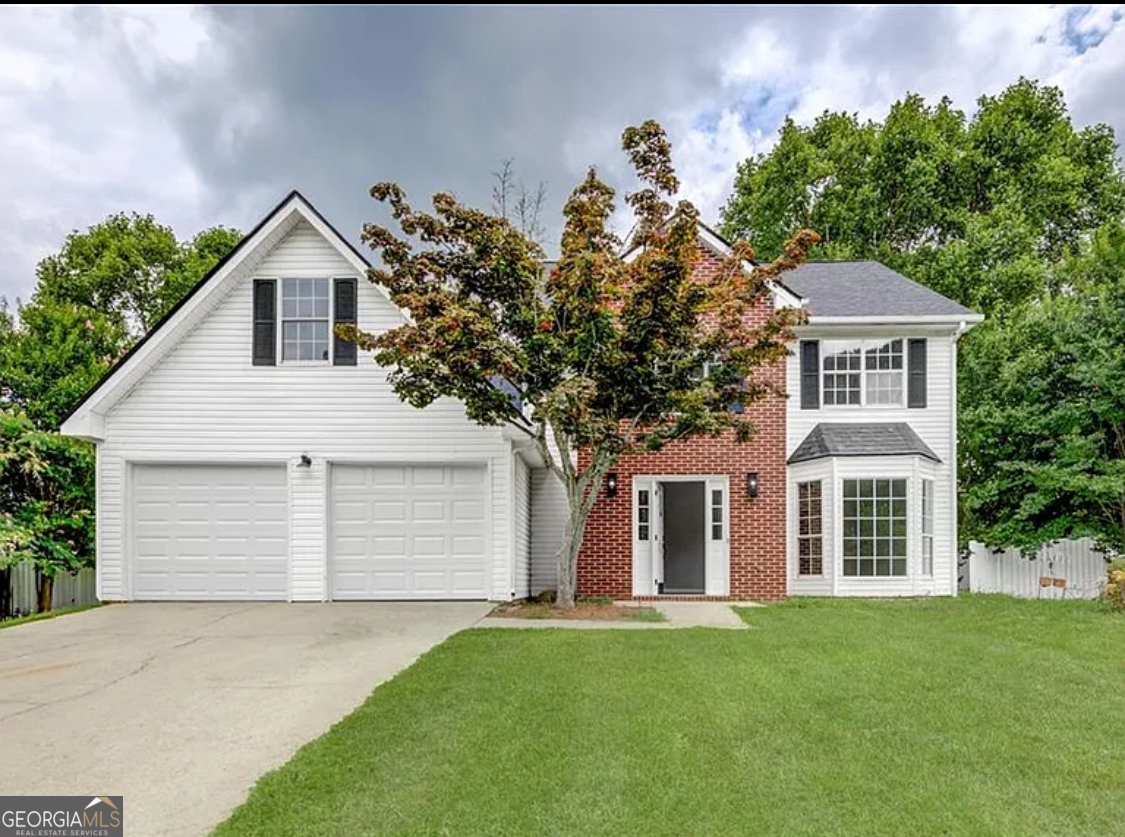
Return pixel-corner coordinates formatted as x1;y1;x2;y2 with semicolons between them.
822;339;904;407
252;277;358;368
281;279;331;362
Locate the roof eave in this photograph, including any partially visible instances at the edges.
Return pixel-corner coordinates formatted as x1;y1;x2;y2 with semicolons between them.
806;313;985;326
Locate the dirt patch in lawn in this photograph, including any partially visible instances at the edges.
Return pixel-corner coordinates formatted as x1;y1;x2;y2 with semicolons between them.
489;601;666;622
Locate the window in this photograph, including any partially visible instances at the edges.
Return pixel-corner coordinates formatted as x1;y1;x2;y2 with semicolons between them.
710;489;724;541
842;479;907;577
921;478;934;576
822;344;861;405
865;339;904;405
281;279;330;362
637;489;650;541
823;339;905;407
797;481;823;575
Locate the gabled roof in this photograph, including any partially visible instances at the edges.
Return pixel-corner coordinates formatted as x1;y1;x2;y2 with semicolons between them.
788;422;941;465
782;261;983;322
59;190;381;441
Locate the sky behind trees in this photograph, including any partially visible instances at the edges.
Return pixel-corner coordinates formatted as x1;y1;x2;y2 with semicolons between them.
2;4;1124;303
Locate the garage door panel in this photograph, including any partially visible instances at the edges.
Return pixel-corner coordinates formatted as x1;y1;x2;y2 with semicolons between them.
331;464;489;600
130;464;288;601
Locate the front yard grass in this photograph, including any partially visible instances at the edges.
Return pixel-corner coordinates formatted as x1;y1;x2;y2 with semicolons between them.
212;596;1125;837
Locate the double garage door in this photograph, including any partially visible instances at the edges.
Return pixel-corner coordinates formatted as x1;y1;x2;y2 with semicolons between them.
130;463;488;600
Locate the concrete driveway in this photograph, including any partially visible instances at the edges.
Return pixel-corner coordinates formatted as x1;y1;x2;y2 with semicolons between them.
0;602;490;837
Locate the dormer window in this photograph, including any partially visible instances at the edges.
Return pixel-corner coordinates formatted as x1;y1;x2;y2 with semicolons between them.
822;339;904;407
281;279;331;362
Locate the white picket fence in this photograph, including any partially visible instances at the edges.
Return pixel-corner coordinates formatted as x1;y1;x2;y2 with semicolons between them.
6;562;97;616
967;538;1108;599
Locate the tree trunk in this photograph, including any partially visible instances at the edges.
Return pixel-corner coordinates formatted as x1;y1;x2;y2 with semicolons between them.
36;572;53;614
0;567;11;620
556;501;593;608
555;458;612;609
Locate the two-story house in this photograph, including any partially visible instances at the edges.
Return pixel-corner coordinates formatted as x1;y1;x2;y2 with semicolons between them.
60;192;981;603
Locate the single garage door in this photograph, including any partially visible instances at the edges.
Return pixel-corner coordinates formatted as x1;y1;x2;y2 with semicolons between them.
331;464;489;599
131;464;288;600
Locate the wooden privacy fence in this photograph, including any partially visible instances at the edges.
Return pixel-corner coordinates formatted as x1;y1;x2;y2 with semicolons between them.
967;538;1108;599
3;562;97;617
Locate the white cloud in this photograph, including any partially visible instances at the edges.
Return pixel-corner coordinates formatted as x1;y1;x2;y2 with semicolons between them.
0;5;215;304
664;4;1125;231
1;4;1124;305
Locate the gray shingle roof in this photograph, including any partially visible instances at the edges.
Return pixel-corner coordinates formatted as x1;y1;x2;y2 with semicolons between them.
789;422;941;465
781;261;980;319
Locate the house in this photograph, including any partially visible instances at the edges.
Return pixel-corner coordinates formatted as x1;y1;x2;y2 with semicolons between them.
60;192;982;602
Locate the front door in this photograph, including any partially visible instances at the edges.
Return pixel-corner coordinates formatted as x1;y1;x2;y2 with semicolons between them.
661;481;706;594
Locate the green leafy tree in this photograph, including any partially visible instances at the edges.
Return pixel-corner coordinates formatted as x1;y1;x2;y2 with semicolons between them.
0;300;127;430
2;218;240;430
0;411;95;613
349;121;816;606
33;213;241;338
961;223;1125;554
721;78;1125;317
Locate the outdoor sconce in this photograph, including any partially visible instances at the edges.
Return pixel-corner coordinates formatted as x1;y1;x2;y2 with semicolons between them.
746;471;759;499
606;472;619;498
298;453;312;468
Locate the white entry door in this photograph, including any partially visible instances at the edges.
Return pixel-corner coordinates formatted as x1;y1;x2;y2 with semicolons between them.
130;464;289;600
330;464;489;600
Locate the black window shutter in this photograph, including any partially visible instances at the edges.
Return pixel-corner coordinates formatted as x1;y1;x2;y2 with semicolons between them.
908;338;927;408
252;279;276;366
333;277;358;366
800;340;820;409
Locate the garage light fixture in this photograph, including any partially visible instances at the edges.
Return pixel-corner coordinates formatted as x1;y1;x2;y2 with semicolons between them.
299;453;312;468
606;472;618;498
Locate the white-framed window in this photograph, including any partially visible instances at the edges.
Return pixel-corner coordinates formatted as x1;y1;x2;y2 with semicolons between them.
710;488;724;541
823;339;905;407
921;478;934;576
797;481;823;575
637;488;651;541
281;278;331;362
842;478;907;577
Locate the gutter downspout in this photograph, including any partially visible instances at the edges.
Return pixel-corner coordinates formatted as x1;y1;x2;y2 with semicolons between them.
950;321;969;595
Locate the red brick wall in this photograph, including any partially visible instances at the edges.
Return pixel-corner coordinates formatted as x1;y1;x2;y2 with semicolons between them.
576;244;789;600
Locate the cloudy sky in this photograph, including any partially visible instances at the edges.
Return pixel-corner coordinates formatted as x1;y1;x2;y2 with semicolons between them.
1;4;1124;304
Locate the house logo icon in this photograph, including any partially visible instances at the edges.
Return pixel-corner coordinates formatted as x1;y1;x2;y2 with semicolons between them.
85;796;119;812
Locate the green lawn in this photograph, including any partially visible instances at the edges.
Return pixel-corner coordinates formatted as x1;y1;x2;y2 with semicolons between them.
213;597;1125;837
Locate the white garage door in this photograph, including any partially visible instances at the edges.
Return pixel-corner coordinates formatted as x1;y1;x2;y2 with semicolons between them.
331;464;489;600
131;464;288;600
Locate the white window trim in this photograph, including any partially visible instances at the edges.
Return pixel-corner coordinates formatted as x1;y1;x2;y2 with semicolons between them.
821;338;907;409
839;476;910;579
921;478;935;577
277;278;334;365
796;479;825;577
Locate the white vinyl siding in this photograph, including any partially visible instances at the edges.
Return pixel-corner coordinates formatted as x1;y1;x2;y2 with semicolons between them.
94;218;515;601
529;469;567;595
788;329;958;597
130;464;288;600
512;456;531;599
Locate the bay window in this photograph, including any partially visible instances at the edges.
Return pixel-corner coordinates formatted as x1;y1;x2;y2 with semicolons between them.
842;478;907;577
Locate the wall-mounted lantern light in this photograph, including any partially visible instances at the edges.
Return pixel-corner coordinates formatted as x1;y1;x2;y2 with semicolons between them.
299;453;312;468
746;471;759;499
606;472;619;498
